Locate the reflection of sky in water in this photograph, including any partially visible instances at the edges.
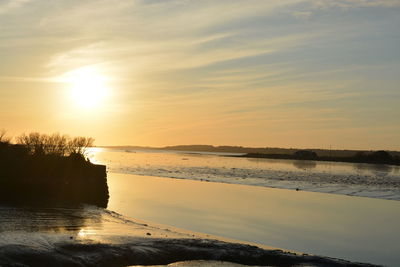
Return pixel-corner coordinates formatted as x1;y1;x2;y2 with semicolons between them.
0;205;192;246
0;206;97;233
292;160;317;170
108;173;400;267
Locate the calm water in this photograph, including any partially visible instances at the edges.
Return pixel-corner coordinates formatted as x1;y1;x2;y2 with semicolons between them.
107;173;400;267
89;148;400;200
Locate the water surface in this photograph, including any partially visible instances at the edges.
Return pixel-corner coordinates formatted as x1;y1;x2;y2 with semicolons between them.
107;173;400;267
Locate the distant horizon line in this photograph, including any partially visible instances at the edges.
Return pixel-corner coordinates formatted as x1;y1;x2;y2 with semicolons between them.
96;144;400;153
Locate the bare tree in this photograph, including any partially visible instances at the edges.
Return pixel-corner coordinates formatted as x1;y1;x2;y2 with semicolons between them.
67;136;95;157
16;132;94;158
17;132;46;155
0;129;10;143
44;133;69;156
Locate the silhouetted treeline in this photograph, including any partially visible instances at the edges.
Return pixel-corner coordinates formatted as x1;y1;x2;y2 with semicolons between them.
238;150;400;166
0;133;108;207
16;132;94;157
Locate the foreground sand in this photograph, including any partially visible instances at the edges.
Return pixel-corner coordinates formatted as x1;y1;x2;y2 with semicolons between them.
0;205;379;267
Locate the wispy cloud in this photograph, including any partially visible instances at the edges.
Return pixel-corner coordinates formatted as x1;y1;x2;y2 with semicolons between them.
311;0;400;8
0;0;31;14
0;0;399;148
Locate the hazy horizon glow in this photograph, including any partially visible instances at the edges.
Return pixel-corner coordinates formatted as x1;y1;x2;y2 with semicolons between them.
1;0;399;150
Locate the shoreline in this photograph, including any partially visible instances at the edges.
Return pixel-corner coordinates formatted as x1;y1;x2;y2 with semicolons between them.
0;204;381;267
230;153;400;167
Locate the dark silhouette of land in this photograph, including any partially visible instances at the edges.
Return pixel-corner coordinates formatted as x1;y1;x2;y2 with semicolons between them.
0;133;109;207
235;150;400;166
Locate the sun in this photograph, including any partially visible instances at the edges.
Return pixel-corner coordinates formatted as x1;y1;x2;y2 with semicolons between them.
63;67;110;109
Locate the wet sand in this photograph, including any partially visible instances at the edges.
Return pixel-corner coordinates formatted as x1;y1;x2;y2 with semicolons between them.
0;205;376;267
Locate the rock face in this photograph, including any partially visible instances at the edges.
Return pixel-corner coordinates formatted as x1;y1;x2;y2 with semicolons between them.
0;143;109;207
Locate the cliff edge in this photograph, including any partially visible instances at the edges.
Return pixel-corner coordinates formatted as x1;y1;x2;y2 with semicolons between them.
0;142;109;207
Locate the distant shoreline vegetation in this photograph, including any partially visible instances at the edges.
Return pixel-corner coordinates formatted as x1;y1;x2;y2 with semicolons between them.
0;131;109;207
235;150;400;166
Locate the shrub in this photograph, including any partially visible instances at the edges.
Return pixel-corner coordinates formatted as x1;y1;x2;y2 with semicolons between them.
67;136;95;157
16;132;94;158
0;129;11;143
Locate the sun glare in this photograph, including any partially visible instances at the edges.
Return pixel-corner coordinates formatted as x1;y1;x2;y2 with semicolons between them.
62;67;110;109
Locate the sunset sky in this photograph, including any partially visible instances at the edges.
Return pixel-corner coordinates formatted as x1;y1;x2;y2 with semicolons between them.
1;0;399;150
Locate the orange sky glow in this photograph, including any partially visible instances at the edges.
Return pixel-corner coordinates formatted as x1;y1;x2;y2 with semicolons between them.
1;0;399;150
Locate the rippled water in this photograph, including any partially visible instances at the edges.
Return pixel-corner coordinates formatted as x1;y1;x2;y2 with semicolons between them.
88;148;400;200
